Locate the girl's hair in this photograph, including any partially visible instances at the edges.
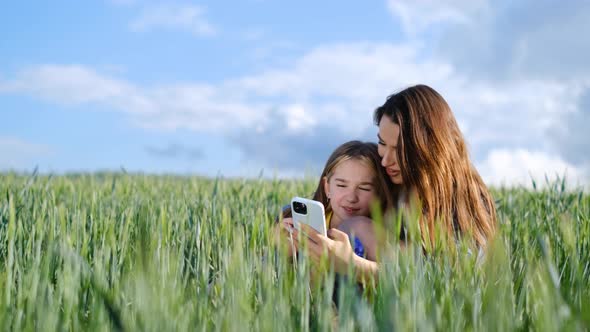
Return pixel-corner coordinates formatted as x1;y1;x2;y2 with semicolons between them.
373;84;497;248
283;140;395;220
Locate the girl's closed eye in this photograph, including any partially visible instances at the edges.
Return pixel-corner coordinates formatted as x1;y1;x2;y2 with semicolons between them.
323;158;379;227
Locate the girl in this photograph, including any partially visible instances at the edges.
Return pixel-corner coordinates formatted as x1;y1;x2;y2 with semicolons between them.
295;84;498;282
278;140;395;261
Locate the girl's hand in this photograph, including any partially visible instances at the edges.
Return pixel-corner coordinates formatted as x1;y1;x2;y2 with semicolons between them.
293;225;355;275
273;218;297;257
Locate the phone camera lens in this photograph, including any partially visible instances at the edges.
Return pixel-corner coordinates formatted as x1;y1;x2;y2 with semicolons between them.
293;202;307;214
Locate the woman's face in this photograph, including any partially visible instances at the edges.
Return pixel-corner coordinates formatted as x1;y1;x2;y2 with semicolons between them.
377;115;403;184
323;159;376;227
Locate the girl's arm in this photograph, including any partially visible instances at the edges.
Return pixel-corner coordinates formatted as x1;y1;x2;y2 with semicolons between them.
291;225;380;284
273;218;297;258
335;216;378;261
352;254;379;283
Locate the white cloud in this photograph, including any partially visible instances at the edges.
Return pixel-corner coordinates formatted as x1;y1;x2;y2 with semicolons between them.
138;83;270;131
108;0;137;6
1;38;589;184
145;143;204;160
387;1;590;83
3;44;434;135
477;148;587;188
0;43;461;139
281;104;317;133
1;65;155;114
387;0;490;35
0;137;54;169
0;66;268;133
228;42;456;135
241;27;267;42
129;4;216;37
433;1;590;81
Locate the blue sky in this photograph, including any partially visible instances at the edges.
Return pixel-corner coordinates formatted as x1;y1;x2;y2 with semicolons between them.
1;0;589;187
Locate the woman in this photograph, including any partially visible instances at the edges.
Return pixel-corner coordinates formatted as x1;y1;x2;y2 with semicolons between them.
290;84;498;282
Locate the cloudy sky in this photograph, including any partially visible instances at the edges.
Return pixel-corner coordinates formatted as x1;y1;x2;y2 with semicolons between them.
1;0;589;187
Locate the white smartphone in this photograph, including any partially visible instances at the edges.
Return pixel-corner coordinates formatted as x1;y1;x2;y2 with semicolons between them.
290;197;327;237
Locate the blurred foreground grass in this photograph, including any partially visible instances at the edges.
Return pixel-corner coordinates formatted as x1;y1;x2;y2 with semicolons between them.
0;172;589;331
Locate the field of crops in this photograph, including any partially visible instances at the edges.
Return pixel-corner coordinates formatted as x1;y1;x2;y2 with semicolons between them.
0;172;589;331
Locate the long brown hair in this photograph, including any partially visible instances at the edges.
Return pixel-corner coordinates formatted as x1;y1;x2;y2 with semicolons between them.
374;84;496;248
283;141;395;221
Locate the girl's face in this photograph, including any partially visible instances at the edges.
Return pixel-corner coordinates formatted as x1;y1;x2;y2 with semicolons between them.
323;158;376;227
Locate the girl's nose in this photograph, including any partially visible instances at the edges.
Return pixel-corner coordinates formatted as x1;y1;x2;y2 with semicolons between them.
346;190;359;203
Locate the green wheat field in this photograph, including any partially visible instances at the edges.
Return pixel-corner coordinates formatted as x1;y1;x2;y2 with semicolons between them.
0;172;589;331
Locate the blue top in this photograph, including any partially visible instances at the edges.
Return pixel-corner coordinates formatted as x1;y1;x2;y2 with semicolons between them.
353;237;365;258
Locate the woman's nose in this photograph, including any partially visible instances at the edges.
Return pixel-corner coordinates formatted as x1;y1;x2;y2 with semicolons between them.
382;150;395;167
